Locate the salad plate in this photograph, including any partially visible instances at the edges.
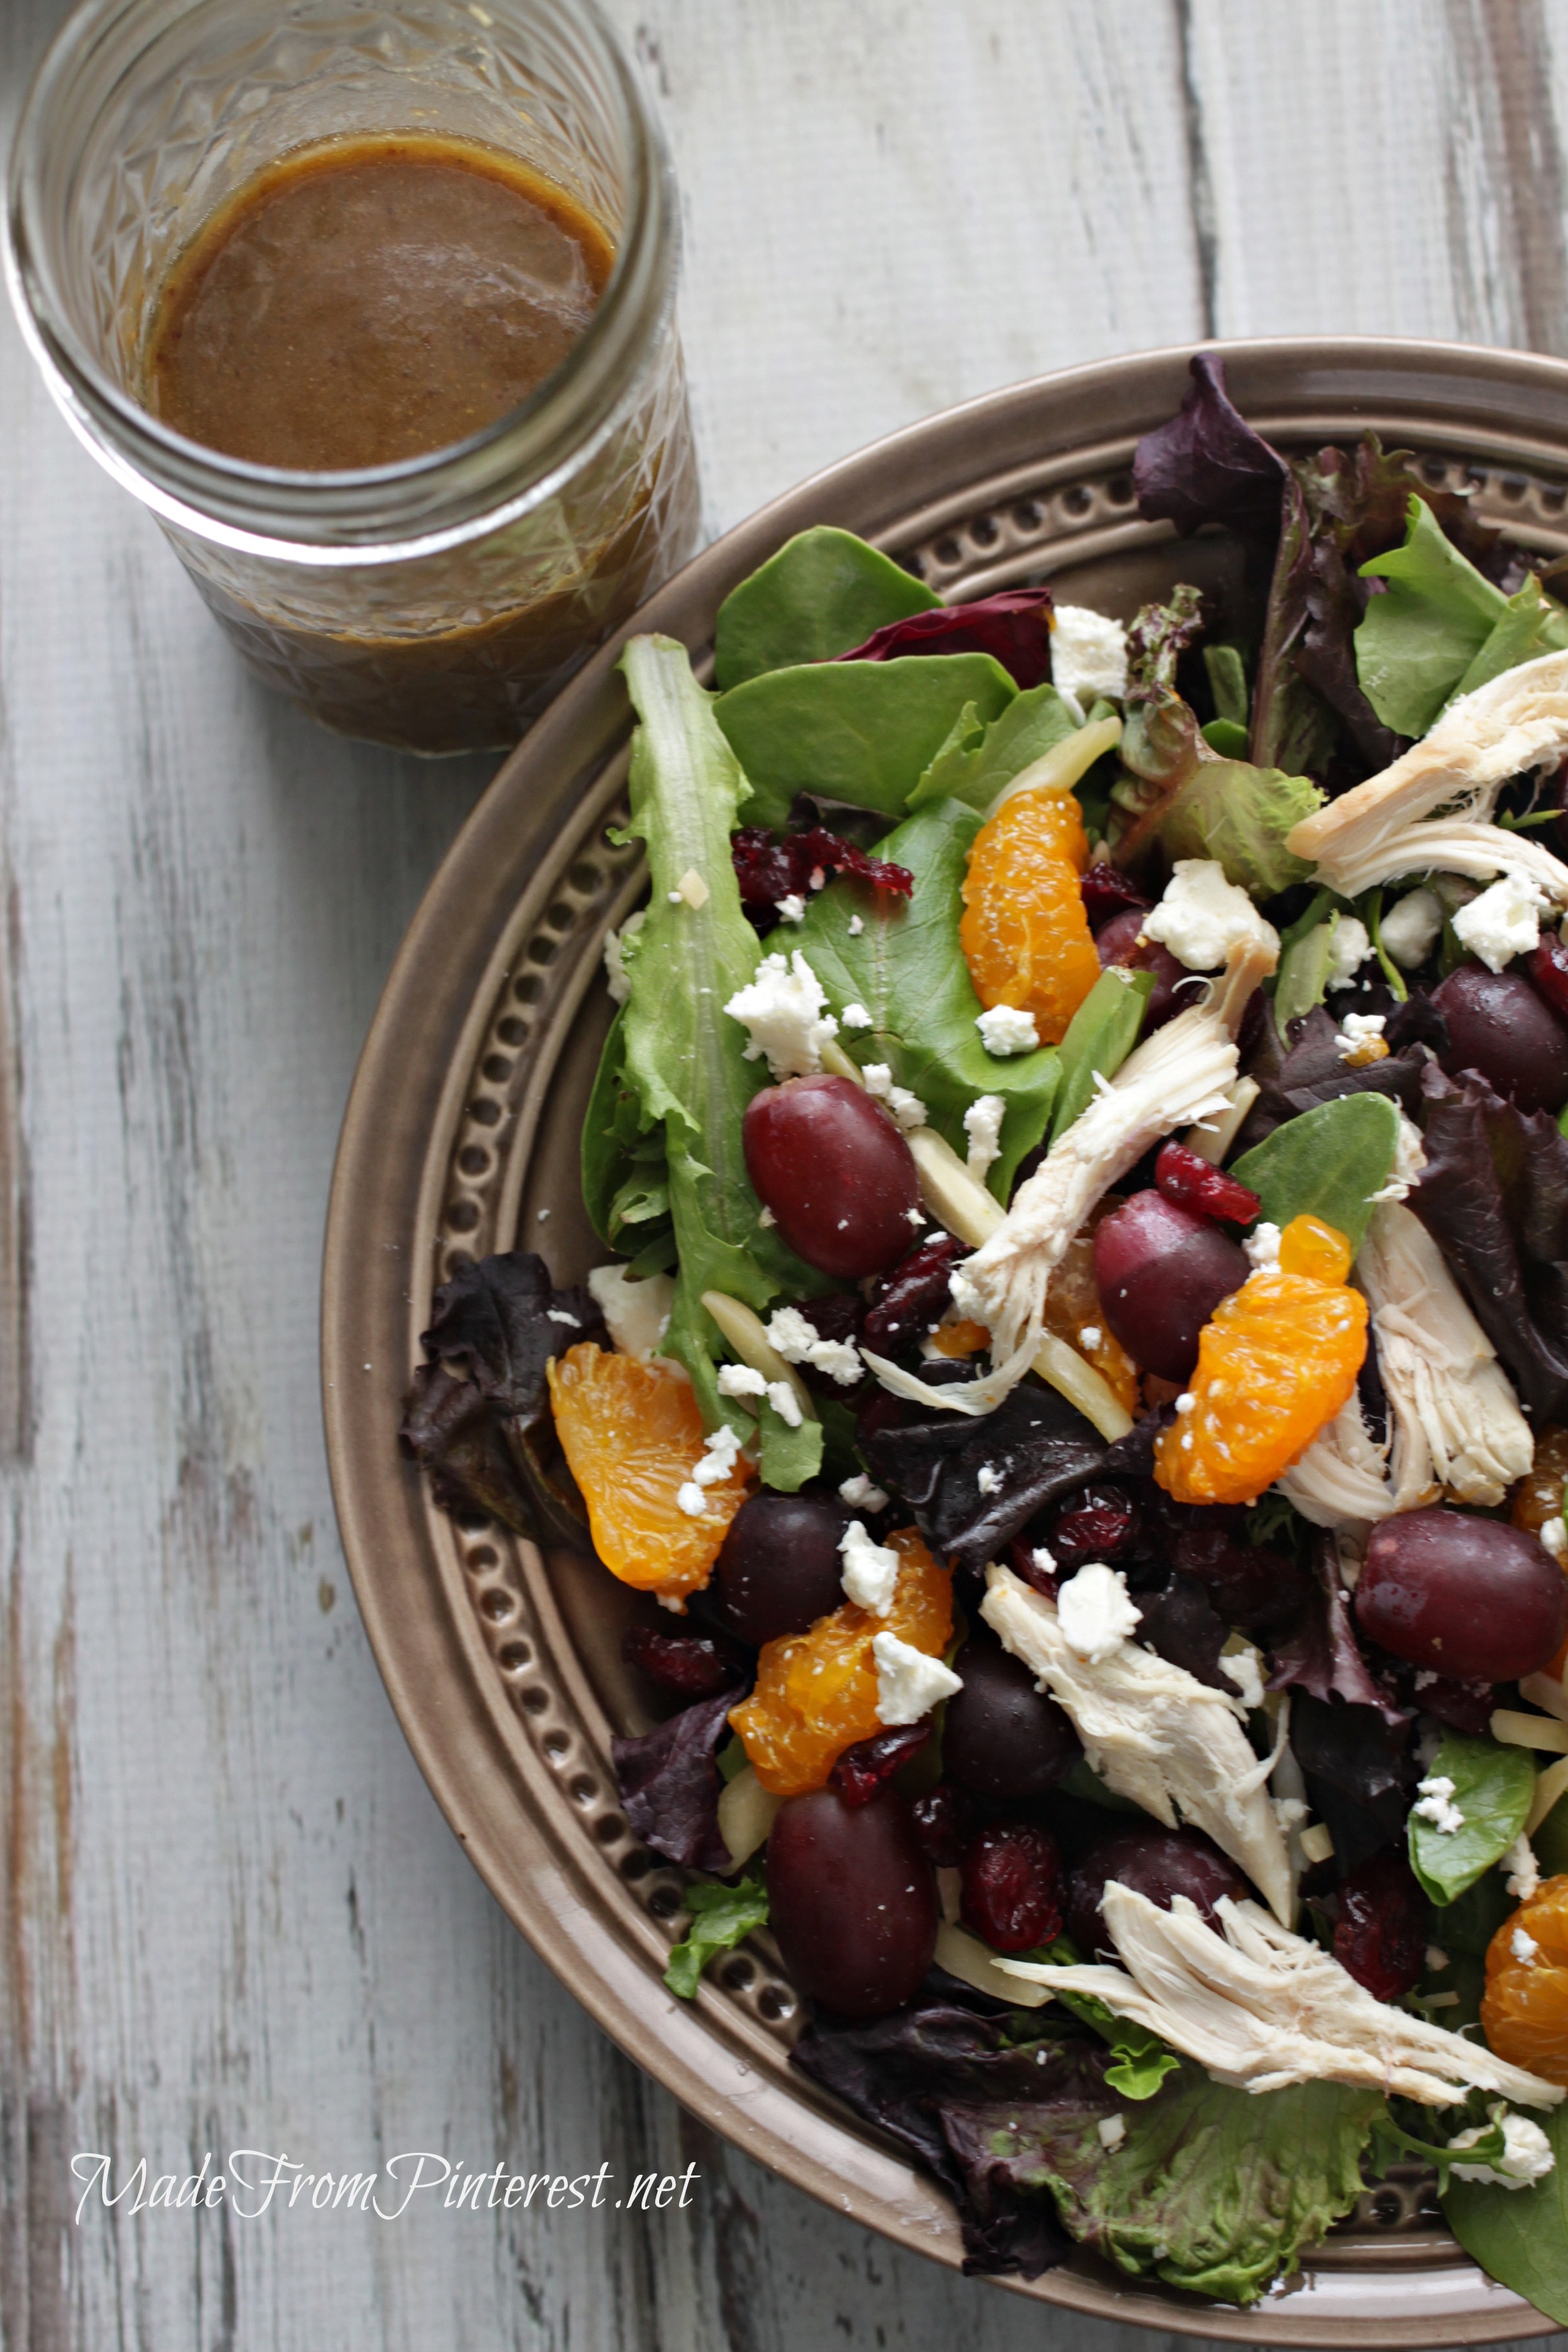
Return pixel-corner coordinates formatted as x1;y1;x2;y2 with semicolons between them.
323;336;1568;2343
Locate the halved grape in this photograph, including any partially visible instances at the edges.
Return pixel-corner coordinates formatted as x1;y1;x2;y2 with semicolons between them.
1065;1825;1248;1960
1357;1506;1568;1682
743;1075;920;1279
768;1787;938;2016
1092;1190;1250;1381
710;1490;850;1647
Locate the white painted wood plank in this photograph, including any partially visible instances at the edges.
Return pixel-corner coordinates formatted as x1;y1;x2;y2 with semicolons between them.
5;2;1568;2348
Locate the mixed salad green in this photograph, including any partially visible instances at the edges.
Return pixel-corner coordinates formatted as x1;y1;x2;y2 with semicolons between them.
403;355;1568;2319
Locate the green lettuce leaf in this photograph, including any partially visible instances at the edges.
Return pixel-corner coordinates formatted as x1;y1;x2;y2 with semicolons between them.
713;655;1017;829
1158;756;1323;897
1407;1728;1535;1906
663;1874;769;1998
712;526;938;690
1455;569;1568;700
1015;2056;1380;2305
617;637;827;1427
907;681;1082;812
1444;2103;1568;2326
1228;1092;1400;1253
792;797;1059;1194
757;1395;823;1491
1050;968;1153;1143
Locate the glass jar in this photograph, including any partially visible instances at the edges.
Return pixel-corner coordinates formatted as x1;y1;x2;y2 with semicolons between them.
6;0;700;754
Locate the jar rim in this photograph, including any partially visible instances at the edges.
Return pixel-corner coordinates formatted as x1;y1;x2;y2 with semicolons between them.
4;0;681;564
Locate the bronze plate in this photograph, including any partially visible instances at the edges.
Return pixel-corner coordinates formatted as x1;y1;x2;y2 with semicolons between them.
323;338;1568;2344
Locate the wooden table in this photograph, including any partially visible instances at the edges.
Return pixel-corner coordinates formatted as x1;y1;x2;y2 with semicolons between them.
4;4;1567;2346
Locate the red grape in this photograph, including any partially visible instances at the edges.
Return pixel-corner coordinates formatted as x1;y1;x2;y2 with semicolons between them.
1528;934;1568;1026
1432;964;1568;1115
1092;1190;1250;1380
710;1491;850;1647
1095;906;1190;1029
768;1788;939;2016
1065;1825;1248;1960
959;1821;1064;1953
942;1630;1080;1801
1357;1506;1568;1682
1331;1852;1426;2001
1081;863;1152;931
743;1075;920;1279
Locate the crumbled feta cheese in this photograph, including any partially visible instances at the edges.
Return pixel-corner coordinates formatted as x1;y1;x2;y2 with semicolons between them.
839;1472;890;1513
1031;1542;1057;1580
840;1002;874;1029
764;1305;863;1386
1543;1516;1568;1561
1448;2112;1557;2189
1174;1390;1196;1414
667;890;683;904
690;1423;744;1488
762;1379;803;1429
758;1206;776;1228
839;1520;900;1614
963;1093;1007;1184
672;866;710;909
676;1480;707;1517
1050;605;1129;707
1426;1944;1451;1971
1326;915;1372;991
655;1590;687;1613
863;1063;927;1131
1056;1563;1142;1664
1368;1113;1428;1204
1414;1774;1465;1835
1244;1221;1281;1272
975;1003;1041;1056
1379;886;1444;970
809;866;826;891
1220;1642;1266;1712
716;1362;768;1401
872;1631;963;1725
1513;1927;1542;1964
774;893;807;924
1096;2114;1127;2151
976;1463;1004;1496
1143;859;1281;973
546;1308;581;1326
1333;1010;1388;1065
1078;1324;1102;1351
1506;1832;1542;1902
847;913;864;936
588;1263;674;1360
1272;1796;1309;1832
603;907;646;1004
724;950;839;1079
1452;871;1547;973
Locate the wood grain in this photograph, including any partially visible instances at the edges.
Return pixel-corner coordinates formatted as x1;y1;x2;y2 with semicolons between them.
4;2;1568;2348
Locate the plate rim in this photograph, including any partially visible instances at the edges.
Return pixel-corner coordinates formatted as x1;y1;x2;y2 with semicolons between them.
323;333;1568;2345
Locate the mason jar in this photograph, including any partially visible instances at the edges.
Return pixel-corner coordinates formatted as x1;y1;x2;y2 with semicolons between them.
6;0;700;754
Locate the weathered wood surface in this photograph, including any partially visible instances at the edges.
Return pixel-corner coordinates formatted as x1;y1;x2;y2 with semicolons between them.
6;3;1568;2346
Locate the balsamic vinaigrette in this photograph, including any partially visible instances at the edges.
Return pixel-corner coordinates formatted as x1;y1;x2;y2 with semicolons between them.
145;134;615;470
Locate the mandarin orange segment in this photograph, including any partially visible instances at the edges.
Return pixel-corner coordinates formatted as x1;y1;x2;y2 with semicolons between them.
546;1342;749;1600
959;788;1101;1045
1482;1876;1568;2086
729;1530;953;1795
1153;1217;1367;1506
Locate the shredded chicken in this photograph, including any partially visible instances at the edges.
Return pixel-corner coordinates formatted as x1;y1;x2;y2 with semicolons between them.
1003;1883;1563;2110
982;1564;1293;1923
1287;649;1568;902
1359;1201;1534;1508
1274;1391;1394;1529
862;934;1277;1418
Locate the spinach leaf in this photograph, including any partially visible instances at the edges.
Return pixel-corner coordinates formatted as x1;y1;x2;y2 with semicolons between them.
908;681;1081;812
1229;1092;1400;1252
663;1873;769;1998
617;637;826;1427
1408;1729;1535;1906
1050;968;1152;1143
712;526;938;690
793;797;1059;1194
757;1395;824;1491
1444;2103;1568;2326
714;655;1017;829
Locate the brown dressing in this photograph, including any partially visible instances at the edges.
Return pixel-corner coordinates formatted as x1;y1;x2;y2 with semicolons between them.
147;135;615;469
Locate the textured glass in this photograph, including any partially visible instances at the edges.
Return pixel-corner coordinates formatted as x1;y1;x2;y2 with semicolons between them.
11;0;698;751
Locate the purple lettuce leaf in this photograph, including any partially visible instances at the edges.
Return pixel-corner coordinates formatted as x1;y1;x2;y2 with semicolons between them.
831;588;1055;688
861;1379;1108;1572
611;1684;745;1875
1267;1535;1409;1725
1131;1571;1231;1691
1239;1003;1429;1147
1132;354;1287;541
1409;1063;1568;1421
1289;1691;1417;1871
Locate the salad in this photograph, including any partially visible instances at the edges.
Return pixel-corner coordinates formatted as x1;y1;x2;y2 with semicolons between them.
403;354;1568;2317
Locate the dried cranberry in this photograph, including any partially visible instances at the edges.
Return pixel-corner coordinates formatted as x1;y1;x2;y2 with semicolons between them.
730;824;914;912
829;1721;930;1806
620;1625;748;1699
959;1821;1065;1954
1080;862;1152;932
1051;1483;1142;1565
791;826;914;900
1154;1138;1261;1226
1331;1851;1426;2002
910;1781;975;1867
863;1233;968;1355
1009;1536;1058;1599
1529;933;1568;1026
732;826;805;907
